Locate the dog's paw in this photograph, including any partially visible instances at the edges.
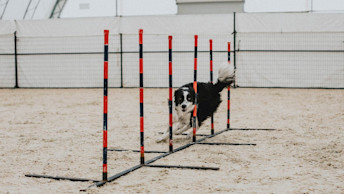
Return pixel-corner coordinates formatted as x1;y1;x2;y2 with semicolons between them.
174;130;183;135
186;131;193;139
156;137;167;143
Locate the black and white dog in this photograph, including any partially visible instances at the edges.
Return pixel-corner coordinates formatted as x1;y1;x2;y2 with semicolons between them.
156;62;235;142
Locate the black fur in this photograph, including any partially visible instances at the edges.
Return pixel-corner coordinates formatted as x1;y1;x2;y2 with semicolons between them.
175;79;232;127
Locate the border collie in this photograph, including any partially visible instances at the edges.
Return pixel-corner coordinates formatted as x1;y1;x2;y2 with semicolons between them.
156;62;235;142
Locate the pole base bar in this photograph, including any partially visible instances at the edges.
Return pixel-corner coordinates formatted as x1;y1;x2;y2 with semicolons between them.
159;128;276;137
108;149;167;154
25;174;100;182
229;128;276;131
194;142;256;146
95;164;143;188
158;132;208;137
144;164;219;171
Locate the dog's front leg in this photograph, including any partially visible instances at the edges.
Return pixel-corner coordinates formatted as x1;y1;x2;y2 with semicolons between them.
156;121;182;143
156;125;170;143
175;123;192;135
156;131;168;143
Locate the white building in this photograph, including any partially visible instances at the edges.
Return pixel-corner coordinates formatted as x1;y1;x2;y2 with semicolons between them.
176;0;244;14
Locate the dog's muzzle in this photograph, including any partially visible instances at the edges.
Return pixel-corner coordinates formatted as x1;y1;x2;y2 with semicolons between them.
181;105;187;112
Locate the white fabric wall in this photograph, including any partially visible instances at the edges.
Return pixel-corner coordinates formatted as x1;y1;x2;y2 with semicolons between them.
0;21;16;87
16;17;120;37
0;13;343;88
236;13;344;32
15;18;121;87
14;15;234;88
118;15;234;87
236;13;344;88
244;0;310;13
119;14;233;35
121;33;232;87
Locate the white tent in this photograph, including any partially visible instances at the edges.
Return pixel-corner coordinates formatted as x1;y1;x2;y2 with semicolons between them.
0;0;178;20
61;0;177;18
1;0;344;21
0;0;56;20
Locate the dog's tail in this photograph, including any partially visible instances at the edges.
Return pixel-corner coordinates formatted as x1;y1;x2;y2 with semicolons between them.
214;62;235;92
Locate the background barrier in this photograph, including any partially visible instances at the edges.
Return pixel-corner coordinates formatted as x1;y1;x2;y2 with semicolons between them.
0;13;343;88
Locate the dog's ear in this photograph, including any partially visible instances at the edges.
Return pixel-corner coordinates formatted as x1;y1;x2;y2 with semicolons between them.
174;89;178;97
171;95;176;106
174;89;182;106
188;89;196;104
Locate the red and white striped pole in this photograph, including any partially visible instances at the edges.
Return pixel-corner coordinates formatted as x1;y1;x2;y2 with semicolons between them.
192;35;198;142
139;29;144;164
227;42;231;129
209;39;214;135
168;35;173;152
103;29;109;181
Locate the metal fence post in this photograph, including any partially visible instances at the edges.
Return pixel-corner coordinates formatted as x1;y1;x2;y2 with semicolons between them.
14;31;19;88
233;12;237;88
120;33;123;88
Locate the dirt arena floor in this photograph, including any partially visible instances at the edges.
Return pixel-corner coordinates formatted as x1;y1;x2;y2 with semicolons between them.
0;88;343;193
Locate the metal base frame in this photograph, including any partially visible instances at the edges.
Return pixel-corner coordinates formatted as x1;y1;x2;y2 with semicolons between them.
25;174;99;182
25;127;275;191
144;164;219;171
108;149;167;154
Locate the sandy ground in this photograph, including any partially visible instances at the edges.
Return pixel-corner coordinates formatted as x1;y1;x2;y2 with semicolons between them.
0;88;343;193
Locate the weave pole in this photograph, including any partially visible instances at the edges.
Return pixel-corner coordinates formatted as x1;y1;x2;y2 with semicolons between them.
227;42;231;129
103;29;109;181
139;29;144;164
192;35;198;142
168;35;173;152
209;39;214;135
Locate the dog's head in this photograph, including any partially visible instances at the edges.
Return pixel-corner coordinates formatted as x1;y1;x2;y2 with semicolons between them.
174;87;195;113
